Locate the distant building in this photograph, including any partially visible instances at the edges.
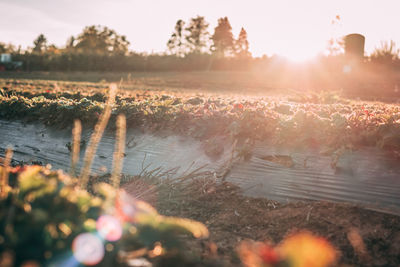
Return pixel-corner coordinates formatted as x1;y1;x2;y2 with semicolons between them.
0;53;12;63
0;53;23;71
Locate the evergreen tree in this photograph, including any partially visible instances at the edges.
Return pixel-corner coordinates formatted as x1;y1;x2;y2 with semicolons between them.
167;19;186;57
33;34;48;53
211;17;234;57
235;27;251;58
185;16;210;54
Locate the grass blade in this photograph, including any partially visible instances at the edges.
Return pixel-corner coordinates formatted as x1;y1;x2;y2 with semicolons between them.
69;119;82;177
80;83;117;189
111;114;126;188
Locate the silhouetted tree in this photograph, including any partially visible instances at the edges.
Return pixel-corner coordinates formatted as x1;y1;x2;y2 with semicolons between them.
33;34;47;53
326;15;344;56
66;36;75;50
46;44;59;54
0;43;6;54
235;27;251;58
185;16;210;54
326;37;344;56
0;43;15;53
74;25;130;55
211;17;234;57
112;34;130;55
167;19;186;57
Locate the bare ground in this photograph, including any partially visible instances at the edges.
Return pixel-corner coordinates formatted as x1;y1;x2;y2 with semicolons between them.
122;177;400;266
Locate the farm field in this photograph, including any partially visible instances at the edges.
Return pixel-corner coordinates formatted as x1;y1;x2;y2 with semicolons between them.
1;76;400;266
2;68;400;100
3;0;400;265
0;71;288;94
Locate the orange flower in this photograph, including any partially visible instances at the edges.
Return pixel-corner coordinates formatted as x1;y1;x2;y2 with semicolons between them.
259;243;280;265
237;241;281;267
277;232;337;267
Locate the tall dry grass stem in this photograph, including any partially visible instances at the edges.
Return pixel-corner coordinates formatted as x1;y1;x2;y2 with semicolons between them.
80;84;117;189
1;148;13;199
69;119;82;177
111;114;126;189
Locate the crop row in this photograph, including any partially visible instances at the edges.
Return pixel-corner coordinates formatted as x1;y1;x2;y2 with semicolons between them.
1;84;400;155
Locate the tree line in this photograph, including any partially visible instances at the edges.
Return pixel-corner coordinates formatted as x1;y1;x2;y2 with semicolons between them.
1;15;400;72
167;16;250;58
0;16;259;72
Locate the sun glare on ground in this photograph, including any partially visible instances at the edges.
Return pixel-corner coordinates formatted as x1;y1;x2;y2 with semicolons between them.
280;48;318;63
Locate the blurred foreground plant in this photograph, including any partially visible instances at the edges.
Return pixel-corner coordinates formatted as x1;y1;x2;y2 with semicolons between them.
0;165;209;266
0;84;209;266
238;231;337;267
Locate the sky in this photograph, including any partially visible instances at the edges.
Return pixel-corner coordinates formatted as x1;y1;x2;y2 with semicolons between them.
1;0;400;61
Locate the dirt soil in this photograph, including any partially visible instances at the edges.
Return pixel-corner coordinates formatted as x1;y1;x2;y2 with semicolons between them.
131;178;400;266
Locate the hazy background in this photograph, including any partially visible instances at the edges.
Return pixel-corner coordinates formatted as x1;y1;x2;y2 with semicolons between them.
2;0;400;59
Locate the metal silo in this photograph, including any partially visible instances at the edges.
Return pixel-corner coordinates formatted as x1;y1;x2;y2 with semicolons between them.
344;34;365;58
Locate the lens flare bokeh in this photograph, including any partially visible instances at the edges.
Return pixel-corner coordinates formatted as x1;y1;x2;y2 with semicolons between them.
115;191;137;222
96;215;123;242
72;233;104;266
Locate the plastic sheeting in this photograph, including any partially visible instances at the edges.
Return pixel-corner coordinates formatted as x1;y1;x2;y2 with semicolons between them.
1;120;400;215
0;120;228;176
227;145;400;215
